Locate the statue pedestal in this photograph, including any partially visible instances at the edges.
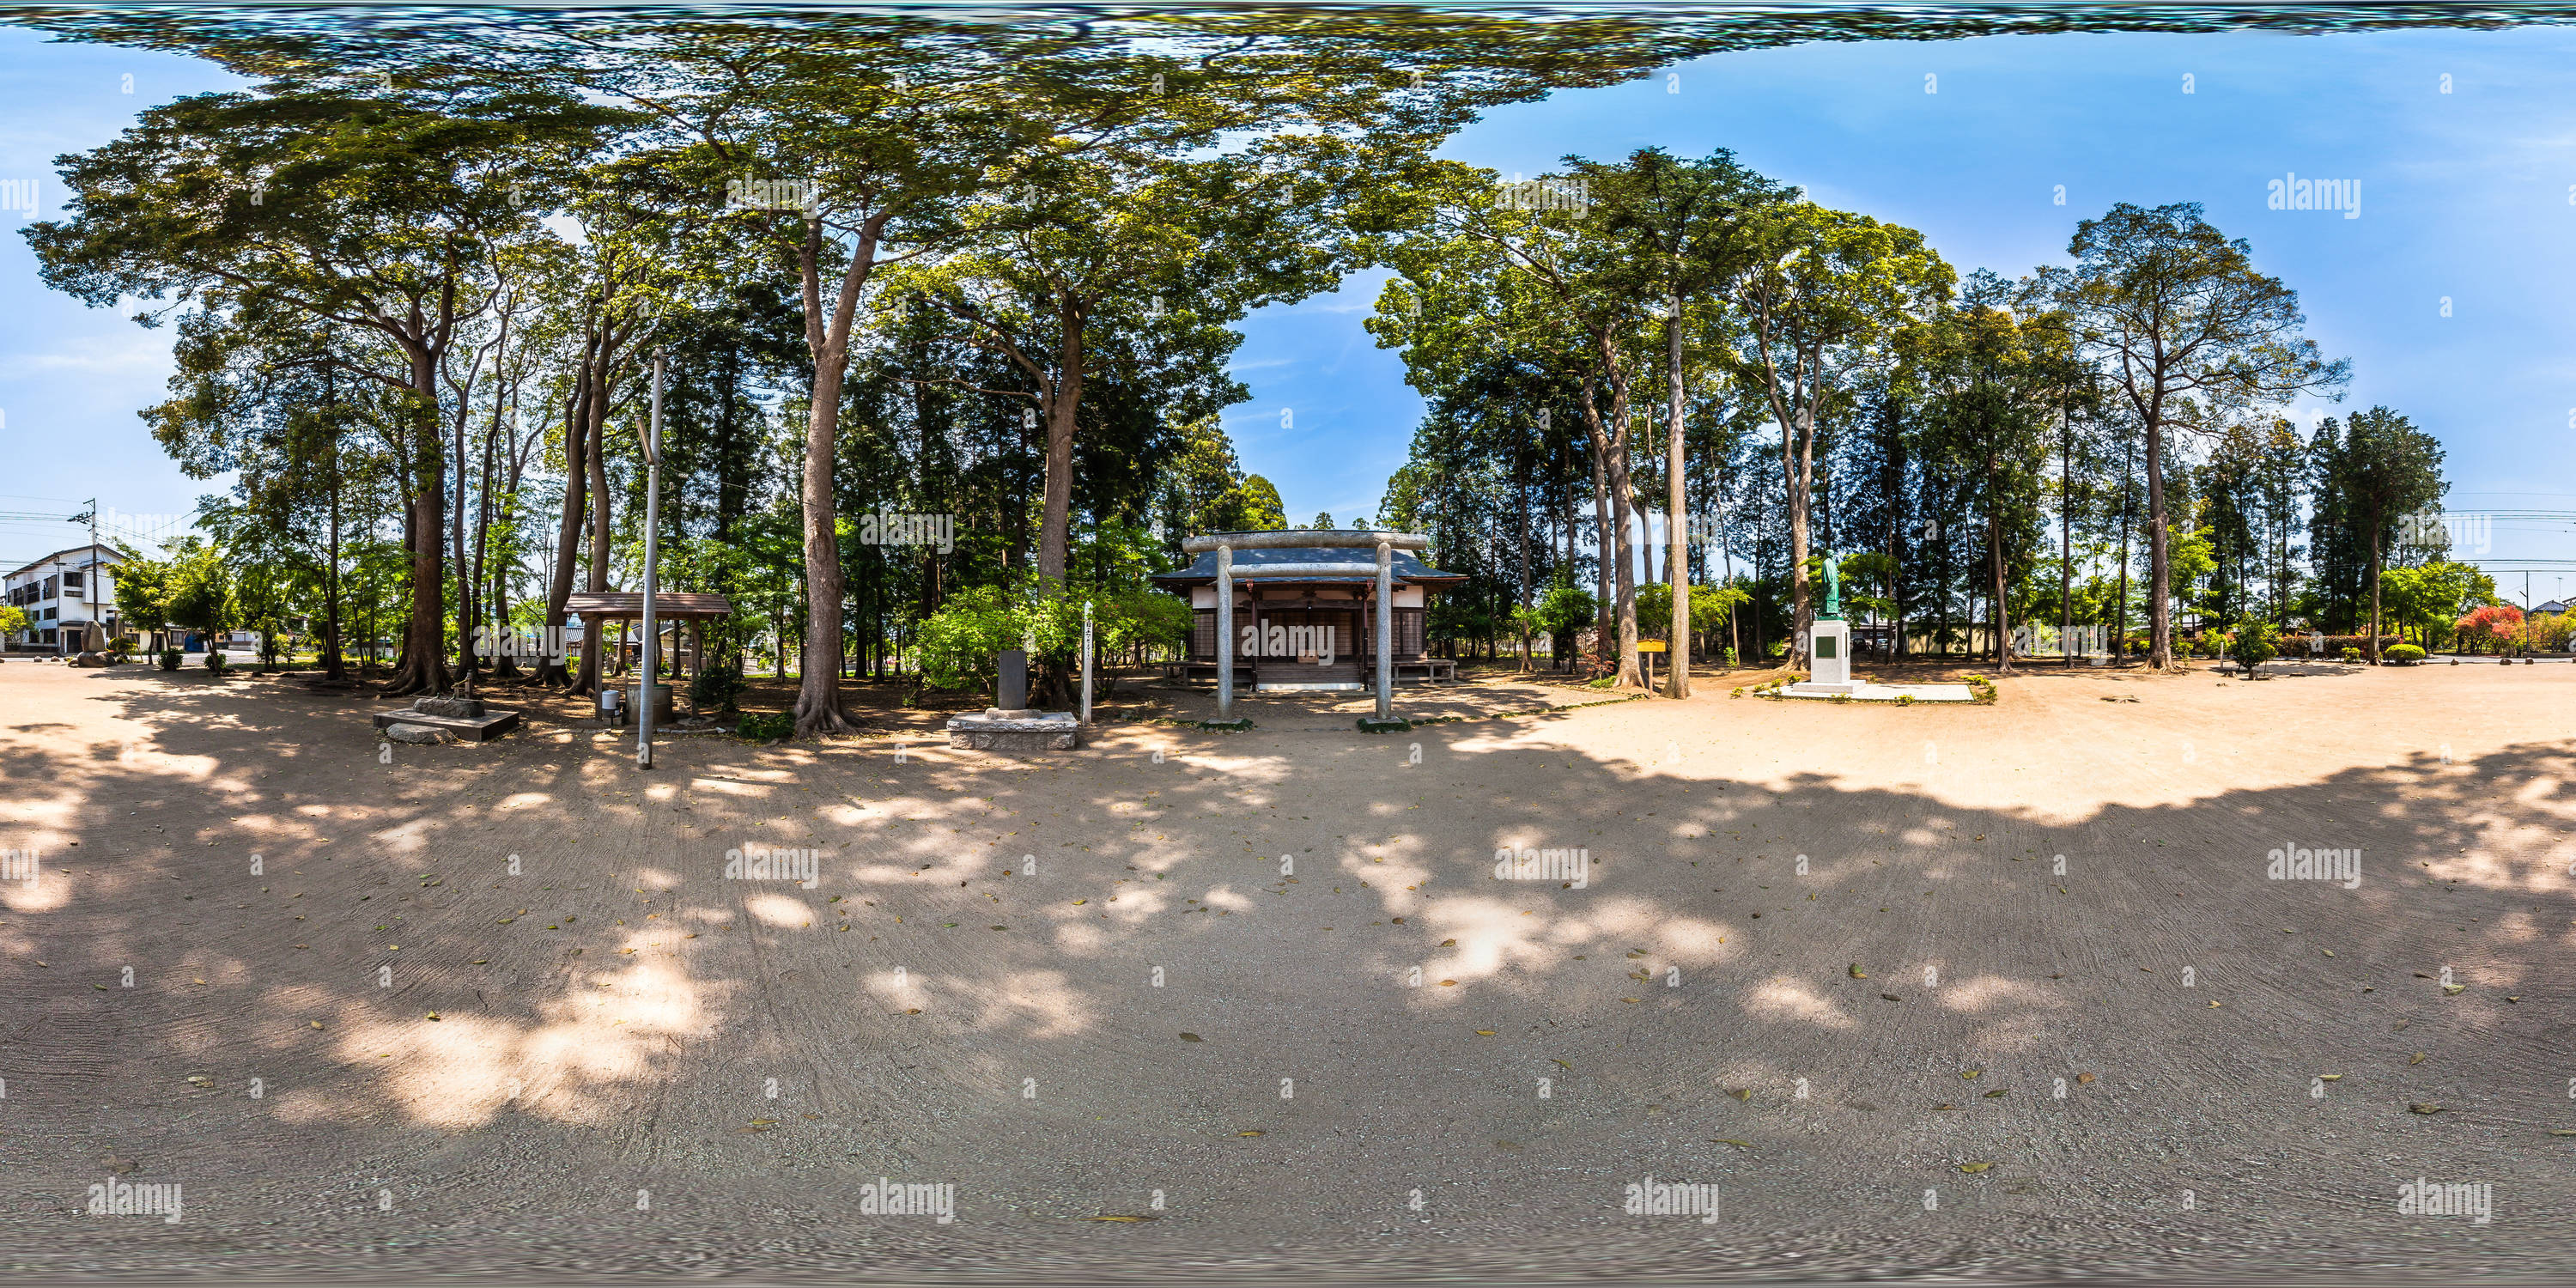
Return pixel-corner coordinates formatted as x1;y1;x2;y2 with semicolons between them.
1789;619;1857;696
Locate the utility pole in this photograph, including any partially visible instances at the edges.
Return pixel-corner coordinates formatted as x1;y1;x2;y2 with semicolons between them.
637;349;665;769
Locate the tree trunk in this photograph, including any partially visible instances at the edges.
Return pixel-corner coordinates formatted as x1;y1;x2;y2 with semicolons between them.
536;347;592;689
2144;402;2175;670
575;358;613;698
1585;385;1613;672
791;210;885;737
322;431;346;681
2366;508;2385;664
2059;401;2073;669
1987;447;2013;675
1036;299;1084;590
1664;300;1690;697
2115;433;2134;666
1580;374;1643;687
385;351;453;697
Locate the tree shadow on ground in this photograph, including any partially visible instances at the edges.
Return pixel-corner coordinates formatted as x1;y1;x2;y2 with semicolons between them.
4;665;2573;1268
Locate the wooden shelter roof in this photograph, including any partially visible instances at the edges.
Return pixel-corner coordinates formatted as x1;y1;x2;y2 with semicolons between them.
565;592;734;621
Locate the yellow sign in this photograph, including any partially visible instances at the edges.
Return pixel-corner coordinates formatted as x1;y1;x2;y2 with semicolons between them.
1636;641;1668;653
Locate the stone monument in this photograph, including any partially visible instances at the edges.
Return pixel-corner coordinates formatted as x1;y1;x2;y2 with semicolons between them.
1789;556;1857;696
948;647;1078;753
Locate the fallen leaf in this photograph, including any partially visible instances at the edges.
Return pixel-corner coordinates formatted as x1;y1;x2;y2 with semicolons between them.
1880;993;1901;1001
1439;939;1456;947
1960;1070;1981;1079
2409;1103;2444;1115
1091;1214;1155;1222
1713;1139;1753;1148
1438;980;1457;987
1933;1103;1957;1111
1621;997;1641;1004
1474;1030;1497;1036
2075;1072;2097;1084
1983;1089;2008;1097
2442;983;2465;995
1959;1162;1993;1174
1238;1130;1265;1137
1179;1032;1201;1042
1848;963;1868;978
1726;1088;1751;1102
2410;1052;2427;1065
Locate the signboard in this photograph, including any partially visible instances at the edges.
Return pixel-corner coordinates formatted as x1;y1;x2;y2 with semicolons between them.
1636;641;1668;653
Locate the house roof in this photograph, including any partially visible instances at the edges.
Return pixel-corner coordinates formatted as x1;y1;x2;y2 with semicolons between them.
1150;545;1465;588
4;544;126;582
2535;599;2568;615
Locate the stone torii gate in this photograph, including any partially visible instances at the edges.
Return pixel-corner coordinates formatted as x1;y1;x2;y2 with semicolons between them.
1181;529;1431;732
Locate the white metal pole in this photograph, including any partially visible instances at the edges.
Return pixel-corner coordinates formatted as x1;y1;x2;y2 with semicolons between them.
637;349;664;769
1081;599;1094;724
1216;543;1234;720
1376;540;1394;720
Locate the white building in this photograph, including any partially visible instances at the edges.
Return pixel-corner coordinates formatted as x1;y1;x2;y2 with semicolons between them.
4;544;126;653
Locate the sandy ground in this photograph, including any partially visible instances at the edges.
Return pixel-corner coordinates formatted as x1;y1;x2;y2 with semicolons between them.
3;655;2574;1281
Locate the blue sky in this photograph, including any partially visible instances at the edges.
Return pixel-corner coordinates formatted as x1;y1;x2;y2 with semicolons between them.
6;22;2575;598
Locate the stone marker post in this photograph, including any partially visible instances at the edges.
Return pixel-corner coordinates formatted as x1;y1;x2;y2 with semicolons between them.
997;648;1029;714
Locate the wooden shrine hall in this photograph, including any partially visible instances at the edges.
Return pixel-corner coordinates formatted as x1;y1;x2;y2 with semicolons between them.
1150;532;1461;691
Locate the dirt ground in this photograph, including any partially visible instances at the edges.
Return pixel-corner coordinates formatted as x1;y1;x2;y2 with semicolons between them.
3;655;2573;1280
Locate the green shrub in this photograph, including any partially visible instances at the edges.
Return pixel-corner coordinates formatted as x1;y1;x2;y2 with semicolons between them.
2228;615;2277;674
159;648;184;671
2339;647;2361;663
2385;643;2427;665
735;711;794;741
1896;693;1917;706
204;650;229;677
690;661;747;713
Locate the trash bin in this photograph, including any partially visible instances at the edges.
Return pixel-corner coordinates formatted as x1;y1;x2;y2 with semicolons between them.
599;687;627;728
